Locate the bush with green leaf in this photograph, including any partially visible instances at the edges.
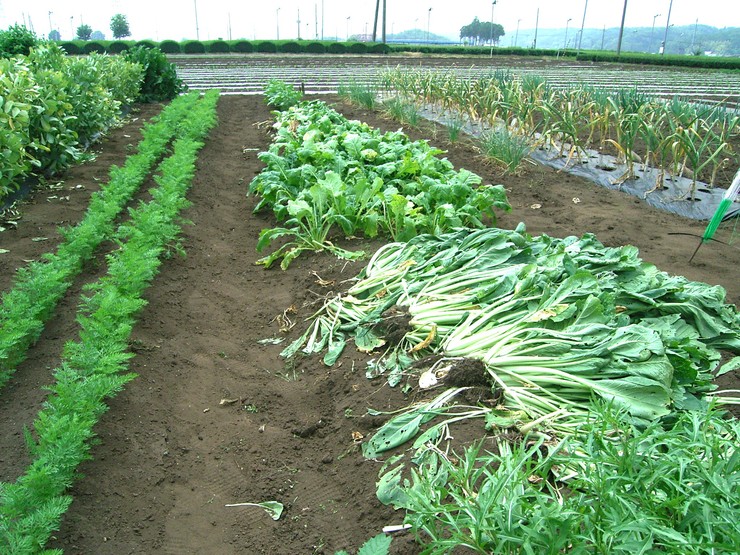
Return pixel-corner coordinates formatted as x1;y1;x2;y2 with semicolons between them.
108;40;131;53
182;40;205;54
232;40;253;53
0;24;38;58
208;40;230;53
158;39;181;54
123;46;185;102
0;57;36;197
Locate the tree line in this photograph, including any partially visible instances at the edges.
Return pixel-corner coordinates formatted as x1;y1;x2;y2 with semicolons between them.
460;17;505;46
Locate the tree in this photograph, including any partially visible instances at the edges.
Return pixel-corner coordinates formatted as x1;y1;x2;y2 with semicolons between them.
110;14;131;39
48;29;61;41
460;17;504;46
76;24;93;41
91;30;106;40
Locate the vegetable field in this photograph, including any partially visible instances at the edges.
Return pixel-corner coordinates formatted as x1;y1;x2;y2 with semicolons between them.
1;61;739;553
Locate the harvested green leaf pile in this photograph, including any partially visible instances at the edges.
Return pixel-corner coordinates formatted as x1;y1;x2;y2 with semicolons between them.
286;225;739;433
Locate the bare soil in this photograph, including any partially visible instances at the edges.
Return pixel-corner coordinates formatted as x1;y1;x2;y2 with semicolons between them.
1;94;737;554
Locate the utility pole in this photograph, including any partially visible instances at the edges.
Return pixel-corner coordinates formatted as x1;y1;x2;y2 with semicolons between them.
533;7;539;48
193;0;200;40
297;8;301;39
616;0;628;55
661;0;674;55
577;0;588;55
276;7;280;40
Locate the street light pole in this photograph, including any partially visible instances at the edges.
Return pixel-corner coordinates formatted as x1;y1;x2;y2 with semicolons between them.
346;16;350;41
490;1;498;57
276;8;280;40
564;18;572;49
427;7;432;43
297;8;301;39
193;0;200;40
514;19;521;47
533;7;539;48
661;0;674;55
650;13;660;53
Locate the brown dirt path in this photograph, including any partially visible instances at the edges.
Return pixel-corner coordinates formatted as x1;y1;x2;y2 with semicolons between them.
0;94;736;554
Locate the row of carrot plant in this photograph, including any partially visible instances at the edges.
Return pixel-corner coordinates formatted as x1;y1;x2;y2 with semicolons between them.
252;86;740;553
379;68;740;196
0;92;202;393
0;90;219;553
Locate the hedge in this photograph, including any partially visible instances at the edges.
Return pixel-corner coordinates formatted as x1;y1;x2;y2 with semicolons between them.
208;40;230;53
182;40;206;54
158;40;181;54
327;42;347;54
255;41;277;53
232;40;254;53
305;42;326;54
59;42;81;55
108;41;131;53
82;41;106;54
135;40;157;49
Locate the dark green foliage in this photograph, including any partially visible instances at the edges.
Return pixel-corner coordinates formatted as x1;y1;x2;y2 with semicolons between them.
110;13;131;39
255;40;277;53
76;24;93;41
108;40;130;53
134;40;156;49
59;41;81;55
280;41;301;53
263;79;302;110
82;41;105;54
182;40;205;54
305;41;326;54
327;42;347;54
232;40;254;53
0;24;38;57
368;42;390;54
208;40;230;53
123;46;185;102
158;40;181;54
347;42;368;54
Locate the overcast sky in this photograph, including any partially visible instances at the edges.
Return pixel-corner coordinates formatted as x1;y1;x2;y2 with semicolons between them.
1;1;737;42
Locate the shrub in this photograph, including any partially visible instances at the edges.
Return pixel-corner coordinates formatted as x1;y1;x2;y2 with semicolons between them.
305;42;326;54
59;41;81;55
327;42;347;54
108;40;130;53
135;40;156;49
255;41;277;53
182;40;205;54
347;42;368;54
368;42;390;54
158;40;181;54
208;40;230;53
123;46;185;102
232;40;253;53
0;24;38;57
280;41;301;53
82;41;106;54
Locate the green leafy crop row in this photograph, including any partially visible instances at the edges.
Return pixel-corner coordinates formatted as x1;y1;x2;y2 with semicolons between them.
0;89;219;554
0;92;202;395
249;97;510;268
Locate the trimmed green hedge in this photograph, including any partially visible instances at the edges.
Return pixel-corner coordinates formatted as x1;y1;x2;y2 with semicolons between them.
108;41;130;53
233;40;254;53
327;42;347;54
82;41;106;54
59;41;81;55
306;41;326;54
208;40;230;53
280;41;301;53
256;40;277;53
182;40;206;54
135;40;157;49
159;40;181;53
